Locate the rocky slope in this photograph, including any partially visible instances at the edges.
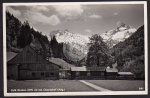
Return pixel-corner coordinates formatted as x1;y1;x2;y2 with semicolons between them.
50;30;90;62
50;30;89;44
101;22;137;48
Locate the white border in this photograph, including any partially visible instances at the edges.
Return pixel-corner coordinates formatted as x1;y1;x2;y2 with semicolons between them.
3;1;148;96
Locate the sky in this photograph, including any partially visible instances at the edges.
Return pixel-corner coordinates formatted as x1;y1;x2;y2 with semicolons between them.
6;4;144;38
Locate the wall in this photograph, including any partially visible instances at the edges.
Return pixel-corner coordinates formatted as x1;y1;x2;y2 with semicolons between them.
7;63;59;80
71;71;105;79
19;63;59;80
7;65;18;80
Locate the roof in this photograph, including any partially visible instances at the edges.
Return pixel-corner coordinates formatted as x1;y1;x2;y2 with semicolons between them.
118;72;134;75
71;66;106;71
7;45;56;65
86;67;106;71
71;67;87;71
106;68;118;72
7;52;18;62
49;57;74;70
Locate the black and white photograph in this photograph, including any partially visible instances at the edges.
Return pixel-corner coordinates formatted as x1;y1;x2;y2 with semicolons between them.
3;1;148;96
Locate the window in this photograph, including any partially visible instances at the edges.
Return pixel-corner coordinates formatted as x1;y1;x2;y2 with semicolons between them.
51;72;54;75
41;72;44;76
32;72;35;76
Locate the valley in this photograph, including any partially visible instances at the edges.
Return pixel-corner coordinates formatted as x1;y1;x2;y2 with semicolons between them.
6;11;145;79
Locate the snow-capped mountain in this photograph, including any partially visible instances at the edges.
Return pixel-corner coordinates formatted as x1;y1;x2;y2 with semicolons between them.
50;30;89;44
50;30;90;61
101;22;137;48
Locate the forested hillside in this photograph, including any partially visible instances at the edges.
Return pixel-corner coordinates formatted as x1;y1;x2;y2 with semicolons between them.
112;25;144;79
6;12;50;58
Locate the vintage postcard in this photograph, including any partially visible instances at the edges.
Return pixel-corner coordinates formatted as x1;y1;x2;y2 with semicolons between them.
3;1;148;96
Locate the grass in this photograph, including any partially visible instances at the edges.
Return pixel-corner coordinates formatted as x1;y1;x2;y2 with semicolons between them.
7;80;95;92
87;80;145;91
7;80;145;92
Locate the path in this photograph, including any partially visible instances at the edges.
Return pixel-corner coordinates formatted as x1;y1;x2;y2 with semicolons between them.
80;80;112;91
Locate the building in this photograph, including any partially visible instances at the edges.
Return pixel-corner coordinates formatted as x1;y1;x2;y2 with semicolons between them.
49;57;73;79
105;68;118;76
118;72;134;80
70;66;135;80
105;68;118;79
7;45;59;80
71;66;86;79
71;66;106;79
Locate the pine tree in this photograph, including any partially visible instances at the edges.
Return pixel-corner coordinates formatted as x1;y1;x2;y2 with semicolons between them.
50;36;58;58
86;34;113;67
17;21;32;48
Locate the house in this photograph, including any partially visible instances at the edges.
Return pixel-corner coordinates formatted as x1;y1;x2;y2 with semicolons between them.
49;57;74;79
70;66;135;80
105;68;118;76
86;67;106;77
118;72;134;80
70;66;106;79
7;45;59;80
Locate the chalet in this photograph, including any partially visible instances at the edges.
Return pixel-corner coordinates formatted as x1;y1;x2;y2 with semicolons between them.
70;66;134;80
71;66;86;79
105;68;118;76
118;72;134;80
49;57;73;79
7;45;59;80
71;66;106;79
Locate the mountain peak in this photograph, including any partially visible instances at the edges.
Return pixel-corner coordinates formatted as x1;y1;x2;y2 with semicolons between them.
50;30;89;43
101;22;137;47
116;21;126;28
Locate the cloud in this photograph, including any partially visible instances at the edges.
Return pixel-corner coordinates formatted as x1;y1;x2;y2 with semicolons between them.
29;5;50;12
84;29;91;33
6;6;22;17
53;5;84;19
89;14;102;19
114;13;118;15
25;10;60;26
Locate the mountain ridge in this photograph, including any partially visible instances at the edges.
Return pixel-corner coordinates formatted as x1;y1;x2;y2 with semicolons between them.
101;22;137;48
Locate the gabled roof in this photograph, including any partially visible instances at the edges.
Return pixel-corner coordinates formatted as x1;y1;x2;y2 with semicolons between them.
7;52;18;62
86;67;106;71
71;67;86;71
49;57;74;70
118;72;134;75
71;66;106;71
7;45;52;64
106;68;118;72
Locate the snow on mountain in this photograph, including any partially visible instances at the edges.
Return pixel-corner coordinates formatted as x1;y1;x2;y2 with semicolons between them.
101;22;137;48
50;30;90;44
50;30;90;60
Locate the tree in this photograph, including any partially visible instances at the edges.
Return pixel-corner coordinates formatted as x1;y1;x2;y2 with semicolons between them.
17;21;32;48
86;34;113;67
6;12;51;58
50;36;58;58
